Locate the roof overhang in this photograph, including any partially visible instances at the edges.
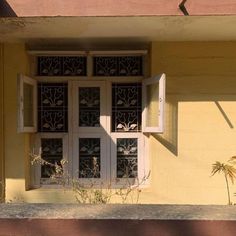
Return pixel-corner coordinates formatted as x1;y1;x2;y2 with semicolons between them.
1;16;236;44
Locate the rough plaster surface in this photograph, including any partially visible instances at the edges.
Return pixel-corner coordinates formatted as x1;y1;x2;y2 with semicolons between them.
0;204;236;220
1;16;236;42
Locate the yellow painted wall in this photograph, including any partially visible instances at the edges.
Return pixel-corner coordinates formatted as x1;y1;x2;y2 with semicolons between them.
4;43;29;202
4;42;236;204
3;44;75;203
0;44;4;202
149;41;236;204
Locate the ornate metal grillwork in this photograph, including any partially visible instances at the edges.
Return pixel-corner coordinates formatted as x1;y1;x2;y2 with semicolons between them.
79;138;101;178
38;56;87;76
41;138;63;178
38;83;68;132
117;138;138;178
93;56;143;76
112;83;142;132
79;87;100;127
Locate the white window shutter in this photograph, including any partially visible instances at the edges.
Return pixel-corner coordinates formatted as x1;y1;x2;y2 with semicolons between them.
17;74;37;133
142;73;166;133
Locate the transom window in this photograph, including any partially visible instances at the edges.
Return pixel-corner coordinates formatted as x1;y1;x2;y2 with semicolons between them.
17;51;165;188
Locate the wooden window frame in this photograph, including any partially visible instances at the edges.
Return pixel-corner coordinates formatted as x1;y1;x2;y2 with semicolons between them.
71;80;108;185
72;132;108;185
27;51;165;189
110;132;145;187
107;80;148;187
17;74;37;133
71;81;107;134
33;133;69;188
142;73;166;133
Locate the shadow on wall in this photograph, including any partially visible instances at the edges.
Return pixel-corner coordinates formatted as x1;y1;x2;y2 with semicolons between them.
0;0;17;17
153;96;178;156
152;94;235;157
0;180;4;202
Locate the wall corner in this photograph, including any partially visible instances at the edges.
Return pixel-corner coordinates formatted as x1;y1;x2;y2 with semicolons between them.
0;43;5;202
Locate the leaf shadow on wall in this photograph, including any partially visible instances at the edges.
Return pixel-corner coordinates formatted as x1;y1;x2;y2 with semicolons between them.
152;95;236;157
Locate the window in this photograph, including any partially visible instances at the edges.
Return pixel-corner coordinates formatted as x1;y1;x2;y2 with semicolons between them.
72;81;107;184
37;56;87;76
33;133;68;186
17;74;37;133
18;51;165;187
37;83;68;132
142;74;166;133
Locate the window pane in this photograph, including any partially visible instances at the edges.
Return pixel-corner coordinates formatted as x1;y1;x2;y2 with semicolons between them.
93;56;143;76
38;56;87;76
117;138;138;178
23;83;34;126
79;138;100;178
41;138;63;178
146;83;159;127
38;56;61;76
38;83;68;132
79;87;100;127
112;83;142;132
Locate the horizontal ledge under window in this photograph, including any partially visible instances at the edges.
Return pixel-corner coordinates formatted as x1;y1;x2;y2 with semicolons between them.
28;50;147;56
89;50;148;55
28;50;87;55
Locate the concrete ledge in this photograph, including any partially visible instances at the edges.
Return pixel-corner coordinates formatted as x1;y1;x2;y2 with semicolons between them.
0;204;236;220
1;204;236;236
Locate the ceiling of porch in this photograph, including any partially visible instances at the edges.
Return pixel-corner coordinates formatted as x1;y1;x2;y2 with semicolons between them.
0;16;236;45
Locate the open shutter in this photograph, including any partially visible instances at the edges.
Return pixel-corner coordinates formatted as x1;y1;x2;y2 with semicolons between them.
142;73;166;133
17;74;37;133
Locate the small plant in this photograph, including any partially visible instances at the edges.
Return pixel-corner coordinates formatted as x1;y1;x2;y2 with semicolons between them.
30;150;149;204
115;172;150;204
72;180;113;204
211;157;236;205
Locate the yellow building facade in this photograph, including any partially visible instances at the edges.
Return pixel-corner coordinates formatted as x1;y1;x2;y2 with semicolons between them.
1;41;236;204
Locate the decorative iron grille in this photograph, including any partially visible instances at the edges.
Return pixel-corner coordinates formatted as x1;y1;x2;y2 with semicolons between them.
93;56;143;76
79;138;101;178
38;83;68;132
117;138;138;178
79;87;100;127
112;83;142;132
38;56;87;76
41;138;63;178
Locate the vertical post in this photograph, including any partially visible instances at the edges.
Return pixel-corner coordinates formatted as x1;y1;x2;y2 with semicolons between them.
0;44;4;202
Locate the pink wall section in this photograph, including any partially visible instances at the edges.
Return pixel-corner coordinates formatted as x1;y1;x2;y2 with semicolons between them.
3;0;236;17
1;219;236;236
